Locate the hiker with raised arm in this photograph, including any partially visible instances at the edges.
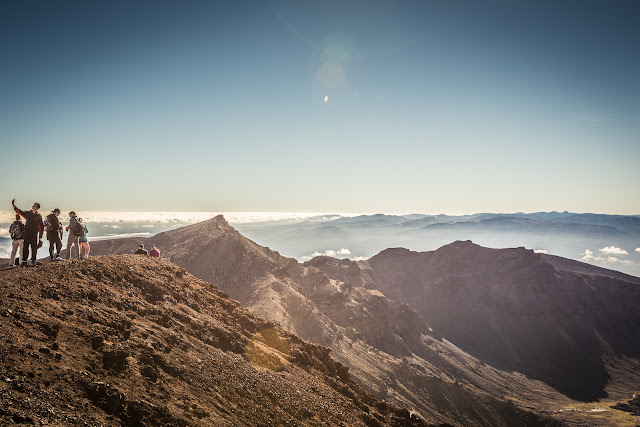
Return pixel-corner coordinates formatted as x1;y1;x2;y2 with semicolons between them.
12;199;44;267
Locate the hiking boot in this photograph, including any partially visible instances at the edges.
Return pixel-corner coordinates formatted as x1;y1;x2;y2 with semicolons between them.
20;261;28;267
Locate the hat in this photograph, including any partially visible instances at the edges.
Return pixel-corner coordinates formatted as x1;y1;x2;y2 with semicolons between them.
52;208;61;214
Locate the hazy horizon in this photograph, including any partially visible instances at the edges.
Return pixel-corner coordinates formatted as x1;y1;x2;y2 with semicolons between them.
2;1;639;213
2;210;639;277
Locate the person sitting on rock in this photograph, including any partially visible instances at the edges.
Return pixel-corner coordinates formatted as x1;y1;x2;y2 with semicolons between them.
149;245;160;258
135;244;148;255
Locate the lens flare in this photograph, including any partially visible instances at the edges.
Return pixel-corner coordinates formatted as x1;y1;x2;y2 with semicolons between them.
324;96;328;103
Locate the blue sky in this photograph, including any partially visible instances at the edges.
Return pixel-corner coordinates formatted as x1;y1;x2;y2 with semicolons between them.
1;0;639;214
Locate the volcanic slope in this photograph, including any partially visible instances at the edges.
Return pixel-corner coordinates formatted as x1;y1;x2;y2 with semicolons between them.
364;241;640;403
90;217;566;426
0;255;426;426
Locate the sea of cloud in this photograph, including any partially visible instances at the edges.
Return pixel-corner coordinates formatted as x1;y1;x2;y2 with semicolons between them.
3;212;640;278
0;212;358;260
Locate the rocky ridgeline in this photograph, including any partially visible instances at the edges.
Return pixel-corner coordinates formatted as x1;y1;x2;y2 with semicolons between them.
0;256;427;426
87;217;571;426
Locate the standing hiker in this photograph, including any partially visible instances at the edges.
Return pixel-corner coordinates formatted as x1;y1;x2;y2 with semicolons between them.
65;211;82;259
12;199;44;266
78;218;90;258
8;214;25;266
44;208;63;261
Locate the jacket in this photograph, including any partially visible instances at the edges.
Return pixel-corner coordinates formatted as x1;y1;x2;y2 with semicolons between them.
13;206;43;238
68;216;80;235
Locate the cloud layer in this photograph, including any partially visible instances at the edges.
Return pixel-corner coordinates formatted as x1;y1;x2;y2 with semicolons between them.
301;248;354;262
581;249;633;265
599;246;628;255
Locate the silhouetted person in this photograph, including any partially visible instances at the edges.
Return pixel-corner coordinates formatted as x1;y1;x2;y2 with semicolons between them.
135;244;148;255
65;211;82;259
45;208;63;260
8;214;25;266
12;199;43;266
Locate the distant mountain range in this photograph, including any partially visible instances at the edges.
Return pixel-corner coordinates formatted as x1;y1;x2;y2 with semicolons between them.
87;216;640;426
234;212;640;277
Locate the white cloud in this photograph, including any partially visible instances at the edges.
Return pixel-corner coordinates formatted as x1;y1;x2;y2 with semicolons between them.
581;249;633;265
636;248;640;253
599;246;628;255
90;232;153;240
308;248;352;259
606;256;632;265
581;249;596;261
533;249;548;254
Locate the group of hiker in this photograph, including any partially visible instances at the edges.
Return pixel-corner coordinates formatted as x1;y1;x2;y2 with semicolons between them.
8;199;89;267
8;199;162;267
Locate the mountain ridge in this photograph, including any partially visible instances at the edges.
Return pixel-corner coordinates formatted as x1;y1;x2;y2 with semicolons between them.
0;255;426;426
84;217;640;425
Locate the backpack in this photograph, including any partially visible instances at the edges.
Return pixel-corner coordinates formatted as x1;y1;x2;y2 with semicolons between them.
9;222;24;240
45;213;60;233
73;219;85;236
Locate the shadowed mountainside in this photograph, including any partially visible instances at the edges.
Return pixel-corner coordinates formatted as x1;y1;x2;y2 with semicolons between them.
365;241;640;402
0;255;426;426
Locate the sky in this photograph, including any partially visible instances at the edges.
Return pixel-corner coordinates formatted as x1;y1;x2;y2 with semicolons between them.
1;0;639;214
